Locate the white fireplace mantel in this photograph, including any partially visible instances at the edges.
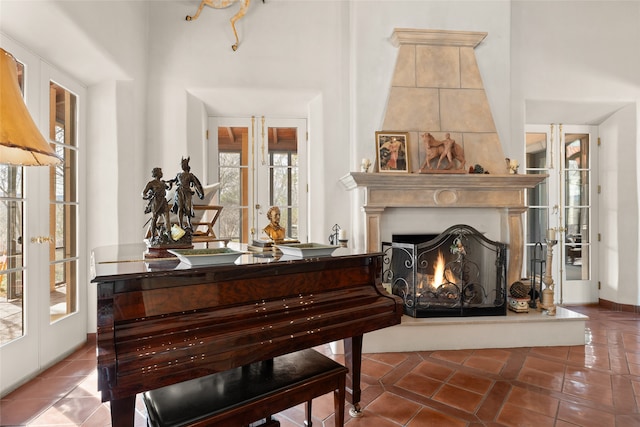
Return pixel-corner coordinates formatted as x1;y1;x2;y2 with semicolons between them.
340;172;547;286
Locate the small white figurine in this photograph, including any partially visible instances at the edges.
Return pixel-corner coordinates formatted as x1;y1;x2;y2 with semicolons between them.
361;158;372;173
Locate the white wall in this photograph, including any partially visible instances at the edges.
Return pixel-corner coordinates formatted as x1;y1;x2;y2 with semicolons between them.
512;1;640;304
186;93;208;183
599;104;639;305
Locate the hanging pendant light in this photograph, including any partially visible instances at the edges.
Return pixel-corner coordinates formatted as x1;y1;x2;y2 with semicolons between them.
0;48;62;166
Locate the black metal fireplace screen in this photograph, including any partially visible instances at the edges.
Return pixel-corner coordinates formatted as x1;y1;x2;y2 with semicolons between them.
383;224;507;318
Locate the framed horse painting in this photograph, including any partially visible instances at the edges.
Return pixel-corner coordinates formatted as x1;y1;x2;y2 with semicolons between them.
375;131;410;173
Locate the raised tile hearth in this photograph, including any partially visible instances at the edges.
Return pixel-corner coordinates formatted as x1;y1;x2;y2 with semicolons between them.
362;306;587;353
331;306;587;354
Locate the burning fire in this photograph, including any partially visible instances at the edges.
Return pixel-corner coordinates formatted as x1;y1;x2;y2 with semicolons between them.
416;251;459;293
433;251;446;287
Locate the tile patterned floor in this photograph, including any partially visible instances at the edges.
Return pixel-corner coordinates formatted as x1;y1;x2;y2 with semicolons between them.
2;305;640;426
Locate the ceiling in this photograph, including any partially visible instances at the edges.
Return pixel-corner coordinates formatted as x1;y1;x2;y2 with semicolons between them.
218;126;297;151
188;88;319;118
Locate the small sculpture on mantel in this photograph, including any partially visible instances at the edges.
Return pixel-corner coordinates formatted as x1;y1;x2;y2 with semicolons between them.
360;158;372;173
418;132;466;173
505;157;519;174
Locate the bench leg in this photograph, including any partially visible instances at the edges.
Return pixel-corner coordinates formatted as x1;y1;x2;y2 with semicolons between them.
334;375;346;427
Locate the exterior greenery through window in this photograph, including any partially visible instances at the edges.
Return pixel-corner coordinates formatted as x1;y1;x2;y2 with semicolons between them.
217;125;300;243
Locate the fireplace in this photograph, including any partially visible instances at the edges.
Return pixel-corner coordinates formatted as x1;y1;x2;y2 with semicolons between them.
340;28;547;287
383;224;507;318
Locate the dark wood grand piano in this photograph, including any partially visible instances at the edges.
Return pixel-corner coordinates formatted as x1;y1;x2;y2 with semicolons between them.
91;244;403;426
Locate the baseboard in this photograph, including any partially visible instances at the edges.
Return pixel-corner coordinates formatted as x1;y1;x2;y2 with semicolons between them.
599;298;640;313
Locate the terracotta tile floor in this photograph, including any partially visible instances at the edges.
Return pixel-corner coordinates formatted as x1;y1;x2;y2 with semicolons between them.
2;305;640;426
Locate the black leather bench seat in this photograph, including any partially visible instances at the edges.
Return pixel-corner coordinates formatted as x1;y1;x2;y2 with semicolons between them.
142;348;347;427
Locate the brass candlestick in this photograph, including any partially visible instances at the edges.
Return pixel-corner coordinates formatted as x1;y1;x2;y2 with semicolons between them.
539;238;557;315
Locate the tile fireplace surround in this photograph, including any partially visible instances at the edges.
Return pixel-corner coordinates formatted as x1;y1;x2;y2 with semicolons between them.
341;172;545;287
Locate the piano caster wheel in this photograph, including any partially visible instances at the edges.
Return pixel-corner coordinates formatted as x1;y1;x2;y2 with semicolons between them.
349;404;364;418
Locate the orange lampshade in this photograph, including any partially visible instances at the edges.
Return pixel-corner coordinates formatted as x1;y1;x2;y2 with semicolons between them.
0;48;61;166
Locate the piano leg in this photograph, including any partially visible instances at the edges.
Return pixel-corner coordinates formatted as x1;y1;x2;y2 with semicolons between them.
344;335;364;418
304;400;312;426
110;395;136;427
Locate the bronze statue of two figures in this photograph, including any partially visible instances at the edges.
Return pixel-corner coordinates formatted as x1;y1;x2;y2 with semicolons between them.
142;157;204;249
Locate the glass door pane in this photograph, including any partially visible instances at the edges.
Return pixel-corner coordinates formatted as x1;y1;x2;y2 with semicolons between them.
49;82;78;322
216;123;250;242
563;133;590;281
209;117;307;244
525;124;597;305
1;58;26;344
256;118;306;243
0;165;24;344
524;131;551;275
267;126;299;240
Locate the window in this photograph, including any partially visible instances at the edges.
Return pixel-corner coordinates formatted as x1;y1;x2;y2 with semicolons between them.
210;117;307;244
267;138;299;239
0;60;25;344
48;82;78;322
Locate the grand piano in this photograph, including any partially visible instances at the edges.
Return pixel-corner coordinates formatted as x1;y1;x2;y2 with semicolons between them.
91;244;403;426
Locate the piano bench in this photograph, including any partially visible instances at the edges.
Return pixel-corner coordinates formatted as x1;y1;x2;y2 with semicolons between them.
142;348;348;427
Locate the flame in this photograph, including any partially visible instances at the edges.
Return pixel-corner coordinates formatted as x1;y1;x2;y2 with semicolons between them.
433;251;446;287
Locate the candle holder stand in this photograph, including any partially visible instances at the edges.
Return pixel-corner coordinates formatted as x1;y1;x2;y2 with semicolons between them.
529;242;545;309
329;224;341;246
539;239;557;316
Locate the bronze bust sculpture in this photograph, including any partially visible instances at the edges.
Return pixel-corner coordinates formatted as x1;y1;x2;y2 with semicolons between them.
263;206;286;242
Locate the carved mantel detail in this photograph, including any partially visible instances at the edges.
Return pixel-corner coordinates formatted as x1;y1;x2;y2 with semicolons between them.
340;172;547;286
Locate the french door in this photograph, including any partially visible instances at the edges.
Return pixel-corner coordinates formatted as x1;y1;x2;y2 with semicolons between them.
525;124;598;304
0;39;86;396
207;117;307;244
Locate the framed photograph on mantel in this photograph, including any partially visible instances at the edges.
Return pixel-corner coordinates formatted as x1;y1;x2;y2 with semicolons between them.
376;131;410;173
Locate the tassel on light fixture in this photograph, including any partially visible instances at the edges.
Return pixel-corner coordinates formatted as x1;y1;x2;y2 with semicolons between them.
0;48;61;166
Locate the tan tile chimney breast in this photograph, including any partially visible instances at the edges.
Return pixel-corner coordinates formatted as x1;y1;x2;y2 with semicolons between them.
383;28;505;174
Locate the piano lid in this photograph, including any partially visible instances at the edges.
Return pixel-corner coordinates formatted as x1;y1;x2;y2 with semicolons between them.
91;243;380;283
